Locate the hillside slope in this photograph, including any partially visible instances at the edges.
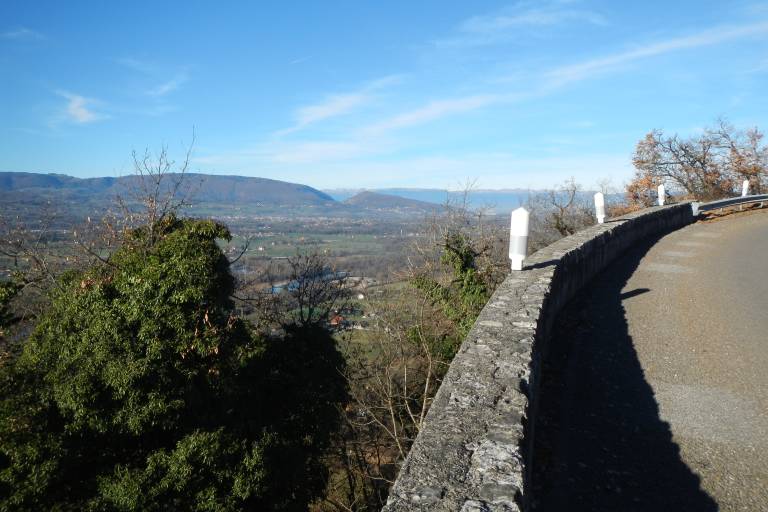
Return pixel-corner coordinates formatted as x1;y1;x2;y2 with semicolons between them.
0;172;336;207
343;191;442;212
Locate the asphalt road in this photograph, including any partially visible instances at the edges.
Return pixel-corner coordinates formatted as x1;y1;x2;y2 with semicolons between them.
532;210;768;511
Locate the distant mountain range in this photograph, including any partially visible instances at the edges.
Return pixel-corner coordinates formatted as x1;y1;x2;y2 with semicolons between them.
1;172;586;221
0;172;452;218
0;172;335;207
1;172;545;214
325;187;533;212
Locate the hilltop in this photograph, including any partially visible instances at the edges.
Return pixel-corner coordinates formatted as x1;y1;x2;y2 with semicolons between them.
343;191;442;213
325;187;534;212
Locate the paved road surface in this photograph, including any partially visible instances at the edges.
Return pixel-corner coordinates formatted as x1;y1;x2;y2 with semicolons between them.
533;210;768;511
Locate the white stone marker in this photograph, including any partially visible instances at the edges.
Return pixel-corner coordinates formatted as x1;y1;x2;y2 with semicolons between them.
742;179;750;197
691;202;700;216
594;192;606;224
658;184;666;206
509;207;529;271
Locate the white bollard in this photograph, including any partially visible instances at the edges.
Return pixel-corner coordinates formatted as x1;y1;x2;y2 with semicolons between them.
658;184;666;206
691;202;700;216
742;179;750;197
594;192;606;224
509;207;529;271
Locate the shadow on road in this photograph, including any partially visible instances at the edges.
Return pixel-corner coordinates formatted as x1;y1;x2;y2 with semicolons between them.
619;287;650;300
531;235;718;511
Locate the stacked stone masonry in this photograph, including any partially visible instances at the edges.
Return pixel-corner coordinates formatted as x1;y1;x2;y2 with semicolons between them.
382;203;694;512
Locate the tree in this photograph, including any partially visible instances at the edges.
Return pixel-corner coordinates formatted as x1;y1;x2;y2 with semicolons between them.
76;138;203;266
714;120;768;194
254;252;350;329
0;214;346;511
628;120;768;204
0;280;20;343
525;178;594;251
0;205;74;328
319;194;509;510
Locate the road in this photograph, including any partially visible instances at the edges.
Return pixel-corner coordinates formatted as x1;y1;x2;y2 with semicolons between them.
532;210;768;511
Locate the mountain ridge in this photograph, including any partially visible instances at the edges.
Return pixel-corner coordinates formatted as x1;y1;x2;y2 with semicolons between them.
0;172;335;207
0;171;548;215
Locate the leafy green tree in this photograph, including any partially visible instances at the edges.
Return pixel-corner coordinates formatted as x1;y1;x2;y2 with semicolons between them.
0;280;21;339
0;215;346;511
412;232;491;359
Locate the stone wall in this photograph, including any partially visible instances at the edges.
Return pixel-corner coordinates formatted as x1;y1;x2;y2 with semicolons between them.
382;203;694;512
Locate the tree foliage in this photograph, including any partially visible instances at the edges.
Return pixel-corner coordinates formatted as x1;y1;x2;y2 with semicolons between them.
0;215;346;511
412;232;490;353
0;280;20;339
628;120;768;204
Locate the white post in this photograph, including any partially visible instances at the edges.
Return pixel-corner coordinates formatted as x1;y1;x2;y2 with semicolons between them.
658;184;666;206
742;179;750;197
509;207;529;271
691;202;700;216
594;192;606;224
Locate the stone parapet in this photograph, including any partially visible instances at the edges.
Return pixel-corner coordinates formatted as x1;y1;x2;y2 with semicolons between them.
383;203;693;512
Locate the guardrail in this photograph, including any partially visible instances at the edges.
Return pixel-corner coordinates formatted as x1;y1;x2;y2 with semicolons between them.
694;194;768;214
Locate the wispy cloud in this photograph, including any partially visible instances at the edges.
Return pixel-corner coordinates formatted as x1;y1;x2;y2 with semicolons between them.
371;20;768;136
116;57;154;73
437;1;607;47
55;91;107;124
363;94;505;134
271;140;380;163
462;3;606;31
277;74;403;136
117;57;189;98
196;137;387;168
1;27;45;41
197;19;768;184
545;21;768;86
294;94;368;129
147;73;188;96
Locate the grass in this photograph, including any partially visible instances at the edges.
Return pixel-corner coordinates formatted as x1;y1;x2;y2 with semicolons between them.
223;233;400;259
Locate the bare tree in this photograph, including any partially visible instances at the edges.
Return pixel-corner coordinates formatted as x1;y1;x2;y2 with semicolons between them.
0;203;76;327
278;252;350;327
123;134;200;235
629;120;767;203
76;134;203;266
239;251;351;331
712;119;767;194
526;178;594;251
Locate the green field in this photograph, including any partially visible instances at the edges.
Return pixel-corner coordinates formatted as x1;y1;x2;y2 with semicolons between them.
226;232;401;258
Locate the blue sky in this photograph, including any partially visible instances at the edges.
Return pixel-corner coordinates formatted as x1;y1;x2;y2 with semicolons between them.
2;1;768;190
